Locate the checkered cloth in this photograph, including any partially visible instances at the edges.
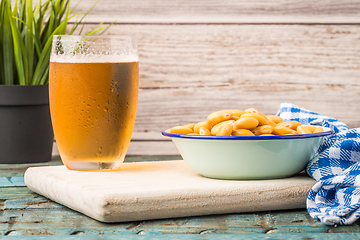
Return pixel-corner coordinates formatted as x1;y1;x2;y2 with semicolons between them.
277;102;360;226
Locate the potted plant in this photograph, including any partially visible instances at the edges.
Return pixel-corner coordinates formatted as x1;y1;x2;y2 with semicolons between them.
0;0;109;163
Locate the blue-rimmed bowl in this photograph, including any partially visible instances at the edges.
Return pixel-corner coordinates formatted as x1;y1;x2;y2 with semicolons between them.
162;126;334;180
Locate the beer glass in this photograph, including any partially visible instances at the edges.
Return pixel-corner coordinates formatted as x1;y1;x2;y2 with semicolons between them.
49;35;139;171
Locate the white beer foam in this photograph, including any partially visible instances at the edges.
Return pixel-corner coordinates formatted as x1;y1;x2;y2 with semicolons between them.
51;54;138;63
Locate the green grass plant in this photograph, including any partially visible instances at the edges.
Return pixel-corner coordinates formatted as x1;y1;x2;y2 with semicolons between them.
0;0;107;85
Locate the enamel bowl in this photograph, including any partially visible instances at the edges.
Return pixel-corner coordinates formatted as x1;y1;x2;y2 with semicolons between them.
162;126;334;180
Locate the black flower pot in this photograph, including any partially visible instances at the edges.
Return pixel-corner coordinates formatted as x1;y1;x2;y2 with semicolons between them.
0;85;54;164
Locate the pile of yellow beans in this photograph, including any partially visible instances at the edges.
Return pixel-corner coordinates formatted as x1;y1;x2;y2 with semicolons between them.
170;108;324;136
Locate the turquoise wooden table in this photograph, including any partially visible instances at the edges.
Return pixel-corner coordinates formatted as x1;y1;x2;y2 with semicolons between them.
1;156;360;239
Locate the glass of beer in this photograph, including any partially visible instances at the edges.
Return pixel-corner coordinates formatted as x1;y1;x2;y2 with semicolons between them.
49;35;139;171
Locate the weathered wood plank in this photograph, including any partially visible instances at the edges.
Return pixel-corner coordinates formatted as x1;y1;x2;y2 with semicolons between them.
74;24;360;132
0;187;35;200
1;208;359;235
69;0;360;23
2;185;360;236
3;234;360;239
0;177;25;187
4;234;360;240
4;197;66;211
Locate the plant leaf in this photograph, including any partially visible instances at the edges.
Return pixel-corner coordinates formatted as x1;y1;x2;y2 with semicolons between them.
78;21;86;35
1;0;113;85
69;0;100;35
32;17;42;58
0;0;4;84
7;3;27;85
17;0;25;32
58;0;69;23
25;0;34;85
2;0;15;85
39;65;49;85
33;0;41;19
86;27;103;36
37;1;50;37
85;21;104;34
32;19;70;85
69;0;82;14
68;11;82;34
58;0;70;35
99;20;116;35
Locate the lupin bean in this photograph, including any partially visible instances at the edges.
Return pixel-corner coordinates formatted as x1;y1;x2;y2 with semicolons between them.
229;110;245;117
245;108;265;116
266;117;277;127
169;108;327;137
233;117;259;130
296;126;312;134
170;126;193;135
313;127;324;133
232;129;255;136
211;120;235;135
272;125;297;135
245;108;269;122
266;115;284;124
184;123;196;131
199;127;211;136
279;121;301;130
207;110;233;124
302;125;316;132
240;113;269;126
231;115;240;121
216;122;233;136
252;125;273;135
194;121;213;133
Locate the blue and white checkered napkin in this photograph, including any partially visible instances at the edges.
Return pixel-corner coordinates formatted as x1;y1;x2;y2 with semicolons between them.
277;102;360;226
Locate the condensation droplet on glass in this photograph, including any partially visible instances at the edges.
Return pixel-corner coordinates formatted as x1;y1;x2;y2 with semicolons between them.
97;147;102;156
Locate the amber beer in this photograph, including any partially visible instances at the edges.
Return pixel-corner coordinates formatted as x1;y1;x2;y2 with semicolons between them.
49;59;139;170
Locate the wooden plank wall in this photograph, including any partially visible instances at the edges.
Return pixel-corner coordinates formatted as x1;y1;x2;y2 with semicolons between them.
52;0;360;155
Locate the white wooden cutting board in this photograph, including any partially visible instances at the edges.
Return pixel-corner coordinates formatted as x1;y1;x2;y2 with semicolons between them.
24;160;315;223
